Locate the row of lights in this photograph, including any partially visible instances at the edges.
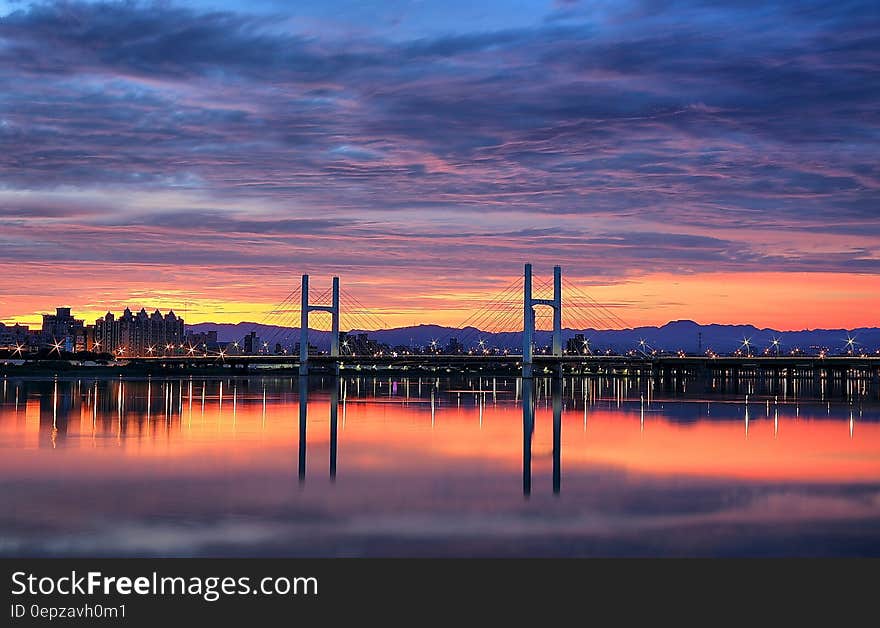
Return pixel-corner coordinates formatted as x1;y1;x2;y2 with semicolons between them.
9;333;880;359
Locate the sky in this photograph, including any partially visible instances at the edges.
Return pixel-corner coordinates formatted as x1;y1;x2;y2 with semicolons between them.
0;0;878;330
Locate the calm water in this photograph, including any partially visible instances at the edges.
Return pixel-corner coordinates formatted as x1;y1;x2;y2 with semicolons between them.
1;374;879;557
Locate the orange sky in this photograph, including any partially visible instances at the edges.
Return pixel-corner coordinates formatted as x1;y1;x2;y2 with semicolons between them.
2;264;878;331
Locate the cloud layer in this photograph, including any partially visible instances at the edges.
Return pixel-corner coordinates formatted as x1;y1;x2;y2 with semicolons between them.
1;1;878;327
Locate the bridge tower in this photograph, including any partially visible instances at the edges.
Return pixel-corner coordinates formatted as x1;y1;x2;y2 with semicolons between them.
299;274;340;376
522;263;562;378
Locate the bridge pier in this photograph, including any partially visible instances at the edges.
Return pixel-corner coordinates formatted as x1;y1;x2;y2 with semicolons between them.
522;264;533;379
522;263;562;379
552;266;562;358
299;275;309;376
299;274;340;376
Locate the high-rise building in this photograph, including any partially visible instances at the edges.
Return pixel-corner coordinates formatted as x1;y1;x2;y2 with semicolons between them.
150;310;164;350
94;312;118;354
243;331;261;354
117;307;134;355
164;310;184;349
41;307;86;350
94;307;185;356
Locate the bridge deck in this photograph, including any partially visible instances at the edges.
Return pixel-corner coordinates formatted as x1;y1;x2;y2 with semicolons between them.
121;354;880;373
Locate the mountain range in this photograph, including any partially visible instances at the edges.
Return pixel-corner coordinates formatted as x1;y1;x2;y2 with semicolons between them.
186;320;880;355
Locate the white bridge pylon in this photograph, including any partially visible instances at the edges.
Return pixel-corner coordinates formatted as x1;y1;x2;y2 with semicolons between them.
300;274;339;376
522;263;562;378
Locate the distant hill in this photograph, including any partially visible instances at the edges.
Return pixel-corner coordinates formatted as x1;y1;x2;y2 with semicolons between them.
186;319;880;355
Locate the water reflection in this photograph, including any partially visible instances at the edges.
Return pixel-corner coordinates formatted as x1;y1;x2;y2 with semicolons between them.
552;383;561;496
1;373;879;557
522;379;532;497
298;377;339;482
522;379;562;497
330;380;338;481
298;376;307;483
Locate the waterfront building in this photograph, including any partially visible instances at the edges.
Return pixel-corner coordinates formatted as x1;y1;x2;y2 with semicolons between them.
94;312;118;354
243;331;262;354
186;330;220;353
0;323;30;350
340;332;381;355
94;307;185;356
41;307;87;350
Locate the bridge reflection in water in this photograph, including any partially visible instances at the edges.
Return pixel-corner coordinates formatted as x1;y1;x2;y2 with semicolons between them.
521;379;562;497
293;375;564;494
281;371;878;495
298;376;339;482
2;372;880;557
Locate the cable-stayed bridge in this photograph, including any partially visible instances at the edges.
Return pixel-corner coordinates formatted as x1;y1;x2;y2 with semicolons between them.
172;263;637;376
219;264;628;360
213;263;631;376
122;264;880;386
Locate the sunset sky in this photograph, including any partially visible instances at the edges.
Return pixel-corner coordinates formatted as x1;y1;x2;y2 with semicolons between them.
1;0;878;330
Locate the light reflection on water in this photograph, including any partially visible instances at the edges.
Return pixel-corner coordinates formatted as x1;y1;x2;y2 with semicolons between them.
1;374;879;557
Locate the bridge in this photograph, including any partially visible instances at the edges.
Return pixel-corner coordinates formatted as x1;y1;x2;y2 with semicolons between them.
122;263;581;377
115;263;880;382
125;351;880;384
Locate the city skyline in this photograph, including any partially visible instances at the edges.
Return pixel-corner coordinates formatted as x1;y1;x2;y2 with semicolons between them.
4;301;879;358
1;1;878;330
